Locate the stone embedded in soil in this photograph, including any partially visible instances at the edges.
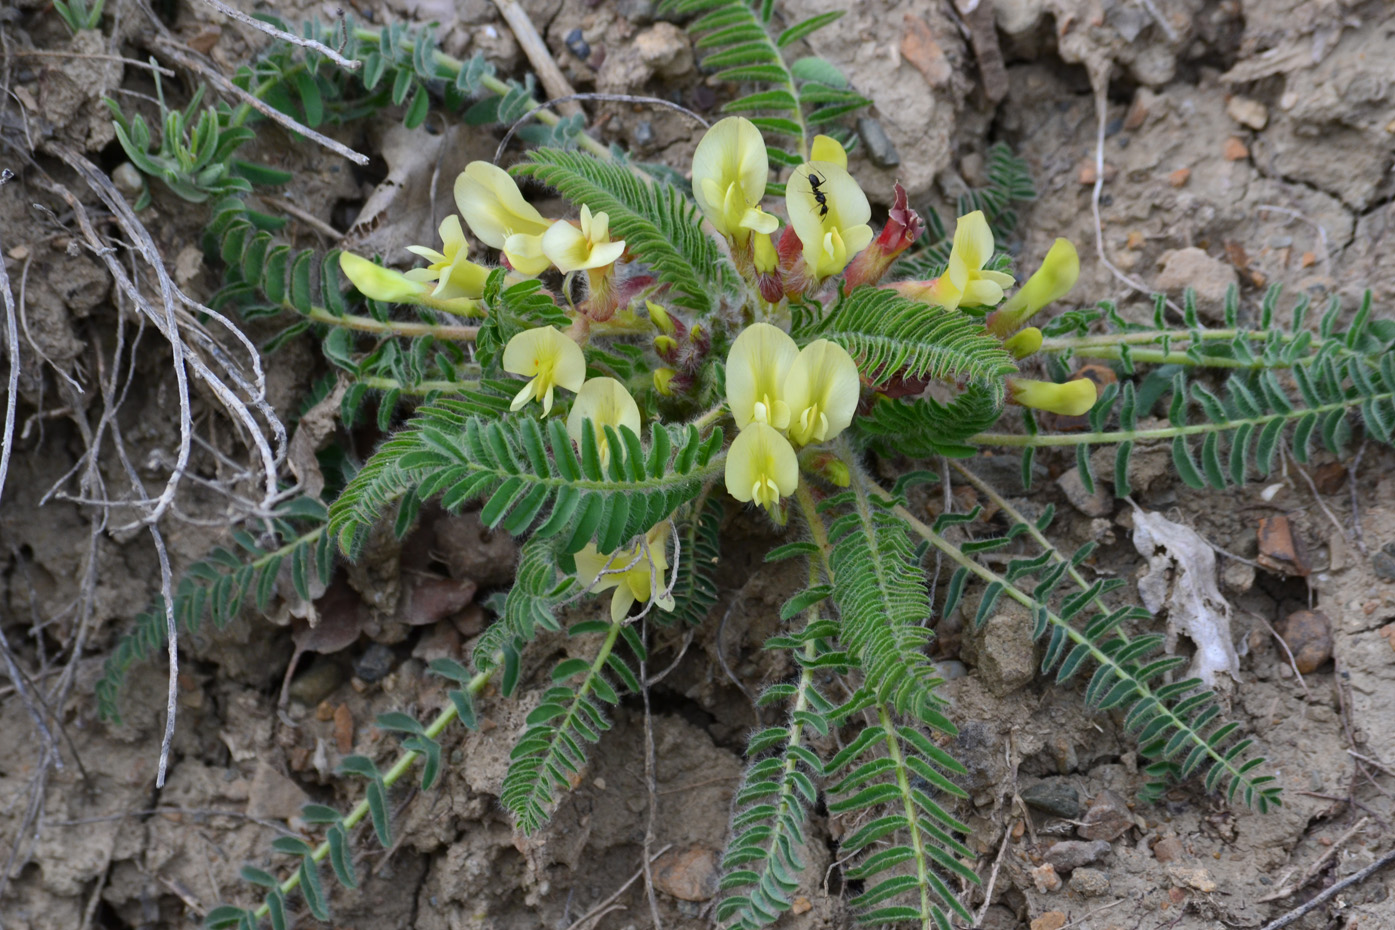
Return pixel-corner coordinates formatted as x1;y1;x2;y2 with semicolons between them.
1021;780;1084;819
1068;867;1111;896
857;117;901;168
1029;910;1067;930
1372;546;1395;583
1154;248;1238;320
1167;865;1218;893
1079;791;1134;841
651;845;720;901
247;761;311;822
1057;465;1113;518
1223;136;1249;160
1226;96;1269;130
333;702;355;754
634;23;693;78
1031;862;1062;893
1044;839;1112;873
967;611;1037;696
1256;514;1310;576
288;659;344;706
354;642;397;683
1276;609;1333;673
1152;836;1186;862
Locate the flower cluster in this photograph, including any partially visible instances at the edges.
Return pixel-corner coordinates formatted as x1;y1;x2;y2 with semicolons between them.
340;160;634;322
723;323;860;516
337;114;1096;543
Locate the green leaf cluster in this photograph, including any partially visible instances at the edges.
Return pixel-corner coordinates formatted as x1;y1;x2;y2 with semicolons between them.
658;0;869;164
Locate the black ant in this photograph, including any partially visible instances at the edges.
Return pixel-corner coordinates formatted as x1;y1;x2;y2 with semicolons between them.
808;170;829;218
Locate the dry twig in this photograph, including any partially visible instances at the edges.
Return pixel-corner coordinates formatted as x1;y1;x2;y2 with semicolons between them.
149;34;368;166
491;0;581;118
197;0;362;71
1259;846;1395;930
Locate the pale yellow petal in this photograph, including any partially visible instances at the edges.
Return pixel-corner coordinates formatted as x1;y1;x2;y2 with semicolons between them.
993;238;1080;329
952;211;994;271
726;322;798;431
810;134;847;169
438;214;467;254
610;586;637;623
567;378;642;450
339;252;428;302
503;232;551;276
787;339;860;447
960;277;1006;309
541;220;591;273
587;239;627;269
405;245;448;264
551;338;588;394
691;117;768;234
575;543;623;594
725;422;798;509
454;161;549;249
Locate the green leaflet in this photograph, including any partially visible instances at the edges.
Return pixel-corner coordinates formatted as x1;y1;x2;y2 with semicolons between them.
800;286;1017;389
328;414;723;559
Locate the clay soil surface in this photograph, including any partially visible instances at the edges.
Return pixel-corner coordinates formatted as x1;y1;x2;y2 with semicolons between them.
3;0;1395;929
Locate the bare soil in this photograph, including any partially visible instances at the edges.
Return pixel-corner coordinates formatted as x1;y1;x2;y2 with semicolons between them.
3;1;1395;929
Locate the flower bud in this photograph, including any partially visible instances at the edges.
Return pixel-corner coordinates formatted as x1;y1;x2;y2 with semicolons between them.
1002;326;1043;359
653;367;677;396
1008;377;1098;417
986;238;1080;336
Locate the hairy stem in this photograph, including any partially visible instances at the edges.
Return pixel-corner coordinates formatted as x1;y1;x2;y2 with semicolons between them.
305;305;479;341
884;491;1262;801
876;702;934;930
973;390;1393;447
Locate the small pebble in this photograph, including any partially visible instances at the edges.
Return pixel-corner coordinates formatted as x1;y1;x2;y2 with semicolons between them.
1069;867;1110;896
288;660;344;706
354;642;396;683
1375;547;1395;583
1030;862;1061;893
1079;790;1134;841
1152;836;1185;862
112;162;144;196
564;28;591;61
857;117;900;168
632;120;655;147
1044;839;1111;873
1030;910;1066;930
1021;780;1084;819
1223;137;1249;161
1169;167;1191;187
1276;609;1333;673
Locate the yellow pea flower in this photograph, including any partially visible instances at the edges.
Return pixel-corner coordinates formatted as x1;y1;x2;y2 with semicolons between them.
1009;377;1098;416
725;422;799;514
726;322;798;431
339;251;480;316
404;215;491;300
786;161;873;281
502;326;587;415
691;116;779;247
567;377;642;468
924;211;1016;311
574;524;674;623
985;238;1080;336
454;161;553;276
541;204;627;273
785;339;861;447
